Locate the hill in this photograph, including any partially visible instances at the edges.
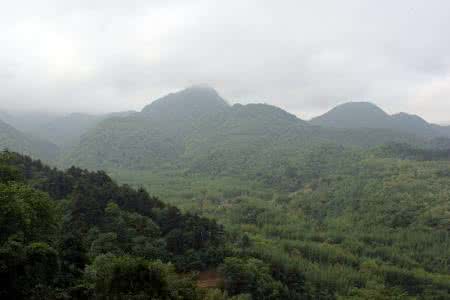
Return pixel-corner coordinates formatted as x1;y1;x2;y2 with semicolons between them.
3;148;450;299
391;112;438;137
32;113;106;147
0;110;61;133
64;87;423;172
433;124;450;137
142;85;229;118
0;118;59;160
311;102;450;138
63;86;234;169
34;111;136;148
310;102;392;129
0;151;311;299
2;111;136;148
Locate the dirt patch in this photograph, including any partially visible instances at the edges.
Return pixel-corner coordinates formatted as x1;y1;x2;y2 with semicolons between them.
196;270;223;288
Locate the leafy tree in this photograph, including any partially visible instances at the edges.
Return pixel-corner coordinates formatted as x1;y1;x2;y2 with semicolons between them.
219;257;287;299
0;183;56;244
24;242;58;290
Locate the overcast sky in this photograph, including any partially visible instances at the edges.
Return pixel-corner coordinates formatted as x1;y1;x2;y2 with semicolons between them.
1;0;450;122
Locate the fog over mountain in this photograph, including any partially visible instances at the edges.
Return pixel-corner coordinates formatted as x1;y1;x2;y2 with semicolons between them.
0;118;59;160
59;86;445;171
2;1;450;122
2;86;449;164
3;3;450;299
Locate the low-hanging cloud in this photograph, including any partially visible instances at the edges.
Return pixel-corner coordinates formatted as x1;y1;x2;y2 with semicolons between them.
1;0;450;122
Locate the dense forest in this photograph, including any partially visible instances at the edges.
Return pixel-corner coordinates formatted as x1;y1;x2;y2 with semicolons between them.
62;88;431;171
2;143;450;299
111;143;450;299
0;151;314;299
1;87;450;299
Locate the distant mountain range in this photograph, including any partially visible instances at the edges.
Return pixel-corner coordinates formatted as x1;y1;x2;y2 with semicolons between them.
1;86;449;167
0;110;136;148
30;111;136;148
0;118;59;160
310;101;450;138
62;86;429;171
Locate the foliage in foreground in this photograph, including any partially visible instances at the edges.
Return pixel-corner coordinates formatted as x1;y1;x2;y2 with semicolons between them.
0;151;303;299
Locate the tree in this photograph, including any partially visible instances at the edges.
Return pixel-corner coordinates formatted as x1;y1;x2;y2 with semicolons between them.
24;242;58;288
0;183;56;244
85;255;199;299
219;257;287;299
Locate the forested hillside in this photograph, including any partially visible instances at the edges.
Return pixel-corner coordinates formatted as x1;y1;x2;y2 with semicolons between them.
63;87;425;171
0;119;59;161
27;111;137;148
0;151;312;299
3;87;447;170
0;111;136;149
2;87;450;299
112;143;450;299
310;102;450;138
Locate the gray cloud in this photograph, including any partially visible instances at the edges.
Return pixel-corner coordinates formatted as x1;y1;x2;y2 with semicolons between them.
1;0;450;122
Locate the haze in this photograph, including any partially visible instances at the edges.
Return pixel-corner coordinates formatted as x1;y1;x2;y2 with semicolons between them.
1;0;450;122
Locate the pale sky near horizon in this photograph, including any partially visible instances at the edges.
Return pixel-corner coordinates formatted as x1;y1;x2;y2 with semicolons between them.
1;0;450;122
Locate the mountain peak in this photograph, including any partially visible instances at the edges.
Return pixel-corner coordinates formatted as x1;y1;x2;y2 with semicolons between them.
310;101;391;129
310;102;450;138
141;86;229;118
330;101;387;114
183;84;219;94
392;112;427;123
391;112;436;136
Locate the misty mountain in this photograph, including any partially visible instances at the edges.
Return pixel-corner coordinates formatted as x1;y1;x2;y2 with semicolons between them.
0;110;136;148
432;124;450;137
63;86;231;169
0;118;59;160
310;102;450;138
0;110;61;133
142;85;229;119
32;113;105;147
64;87;423;172
310;102;392;129
391;112;437;137
29;111;136;148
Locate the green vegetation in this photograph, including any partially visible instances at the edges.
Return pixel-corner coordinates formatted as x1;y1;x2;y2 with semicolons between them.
0;111;136;149
0;119;59;161
5;144;448;299
62;87;424;171
2;87;450;299
310;102;450;138
108;143;450;299
0;151;301;299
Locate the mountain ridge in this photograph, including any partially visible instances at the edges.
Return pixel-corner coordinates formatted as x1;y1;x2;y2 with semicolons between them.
63;88;426;171
0;118;59;160
0;110;136;148
142;86;230;119
311;101;450;138
4;87;448;166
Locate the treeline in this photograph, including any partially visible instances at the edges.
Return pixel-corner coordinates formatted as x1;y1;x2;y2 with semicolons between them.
376;142;450;161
